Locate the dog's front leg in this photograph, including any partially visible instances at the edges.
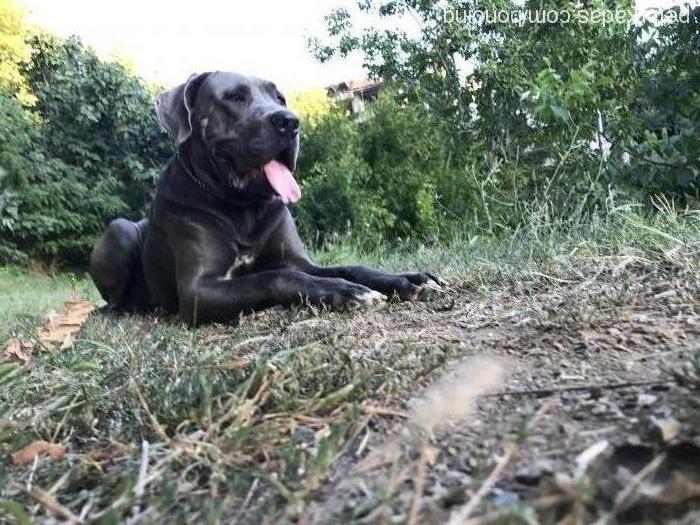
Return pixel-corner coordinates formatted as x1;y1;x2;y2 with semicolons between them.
178;269;385;325
301;265;445;301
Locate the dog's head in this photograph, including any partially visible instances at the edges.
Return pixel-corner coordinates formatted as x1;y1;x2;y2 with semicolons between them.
155;71;301;203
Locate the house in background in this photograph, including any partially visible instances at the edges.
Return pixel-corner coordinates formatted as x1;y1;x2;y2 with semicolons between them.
326;79;381;114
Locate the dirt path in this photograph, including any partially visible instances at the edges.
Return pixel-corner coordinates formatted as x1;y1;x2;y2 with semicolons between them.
278;258;700;523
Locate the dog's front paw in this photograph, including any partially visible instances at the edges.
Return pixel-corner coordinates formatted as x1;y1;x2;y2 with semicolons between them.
311;280;387;309
354;289;387;306
386;272;447;301
402;272;448;288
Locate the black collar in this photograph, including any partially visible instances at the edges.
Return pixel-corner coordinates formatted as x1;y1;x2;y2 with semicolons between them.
174;149;279;207
175;148;222;197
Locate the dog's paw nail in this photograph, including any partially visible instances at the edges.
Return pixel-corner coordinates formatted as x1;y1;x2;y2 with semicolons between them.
357;290;387;304
421;281;444;292
429;275;449;287
417;282;445;300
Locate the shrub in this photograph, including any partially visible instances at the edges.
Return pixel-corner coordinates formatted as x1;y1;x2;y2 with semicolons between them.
0;33;171;267
294;92;470;245
0;92;124;265
23;34;171;216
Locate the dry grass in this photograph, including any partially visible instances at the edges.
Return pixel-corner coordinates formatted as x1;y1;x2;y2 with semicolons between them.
1;205;699;523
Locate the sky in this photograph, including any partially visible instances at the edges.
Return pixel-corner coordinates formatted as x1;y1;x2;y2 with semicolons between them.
20;0;366;92
19;0;689;93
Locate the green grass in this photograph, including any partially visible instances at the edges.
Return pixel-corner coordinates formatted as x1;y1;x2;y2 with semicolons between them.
0;203;698;523
0;267;98;345
315;200;700;288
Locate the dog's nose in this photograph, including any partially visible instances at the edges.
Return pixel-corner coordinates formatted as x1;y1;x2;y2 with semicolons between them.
270;110;300;137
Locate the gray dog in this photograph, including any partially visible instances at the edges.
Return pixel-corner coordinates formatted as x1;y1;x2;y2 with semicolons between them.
89;71;443;324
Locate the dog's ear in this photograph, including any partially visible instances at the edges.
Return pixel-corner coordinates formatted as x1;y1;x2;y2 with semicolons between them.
155;72;210;144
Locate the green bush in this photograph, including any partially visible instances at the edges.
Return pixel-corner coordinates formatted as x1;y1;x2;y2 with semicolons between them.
295;92;472;245
24;34;171;217
0;92;124;265
610;9;700;196
0;34;170;267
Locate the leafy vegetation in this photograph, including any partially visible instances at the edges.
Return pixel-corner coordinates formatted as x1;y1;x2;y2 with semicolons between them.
0;0;32;104
302;0;699;243
1;1;699;266
0;4;169;267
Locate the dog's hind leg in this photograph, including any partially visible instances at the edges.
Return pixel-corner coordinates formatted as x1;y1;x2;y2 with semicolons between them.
89;218;151;311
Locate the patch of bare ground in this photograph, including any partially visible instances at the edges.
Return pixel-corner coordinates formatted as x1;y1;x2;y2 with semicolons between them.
294;253;700;524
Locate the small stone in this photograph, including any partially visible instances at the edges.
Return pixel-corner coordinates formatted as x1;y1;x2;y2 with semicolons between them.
491;488;520;508
651;417;681;443
515;461;553;486
592;403;608;415
560;422;576;437
440;485;468;507
637;394;657;407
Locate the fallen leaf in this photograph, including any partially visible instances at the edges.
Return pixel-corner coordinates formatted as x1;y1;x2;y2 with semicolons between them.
38;300;96;349
11;440;65;465
3;339;34;363
87;442;131;462
636;393;657;407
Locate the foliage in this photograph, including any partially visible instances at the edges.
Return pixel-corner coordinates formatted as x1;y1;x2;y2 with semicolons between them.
23;33;171;215
610;7;700;194
288;87;332;127
294;93;469;244
0;92;122;264
310;0;700;217
0;0;32;104
0;32;170;266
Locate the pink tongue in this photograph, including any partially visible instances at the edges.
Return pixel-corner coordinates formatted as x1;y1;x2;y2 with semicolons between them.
263;160;301;204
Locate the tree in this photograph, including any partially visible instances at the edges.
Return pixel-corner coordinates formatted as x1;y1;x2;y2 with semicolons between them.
609;7;700;195
310;0;699;207
0;0;33;103
23;33;172;216
288;87;332;128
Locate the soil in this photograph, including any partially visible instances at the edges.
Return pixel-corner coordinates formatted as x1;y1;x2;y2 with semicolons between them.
265;258;700;523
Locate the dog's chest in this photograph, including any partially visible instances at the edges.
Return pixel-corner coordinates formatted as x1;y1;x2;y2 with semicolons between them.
219;252;255;280
214;203;283;281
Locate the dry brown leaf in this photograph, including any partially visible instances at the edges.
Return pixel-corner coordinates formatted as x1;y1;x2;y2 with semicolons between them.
38;300;96;349
87;442;131;462
3;338;34;363
11;440;66;465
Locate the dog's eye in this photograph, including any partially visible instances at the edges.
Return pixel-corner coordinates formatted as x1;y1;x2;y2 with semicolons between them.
277;95;287;106
224;91;247;103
